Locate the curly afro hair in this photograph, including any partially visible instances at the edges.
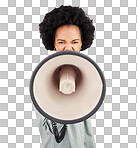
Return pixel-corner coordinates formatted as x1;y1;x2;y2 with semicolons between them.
39;5;95;51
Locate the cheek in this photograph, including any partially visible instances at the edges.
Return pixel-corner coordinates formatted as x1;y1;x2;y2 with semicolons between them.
74;43;82;48
54;44;64;51
74;47;81;51
72;44;81;52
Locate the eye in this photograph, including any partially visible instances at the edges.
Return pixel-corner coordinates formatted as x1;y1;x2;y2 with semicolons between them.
58;42;64;44
73;42;78;44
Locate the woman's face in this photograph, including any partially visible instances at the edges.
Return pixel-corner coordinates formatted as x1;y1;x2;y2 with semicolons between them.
54;25;82;52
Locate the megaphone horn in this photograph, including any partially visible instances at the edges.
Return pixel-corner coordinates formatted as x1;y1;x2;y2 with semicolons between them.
30;51;106;124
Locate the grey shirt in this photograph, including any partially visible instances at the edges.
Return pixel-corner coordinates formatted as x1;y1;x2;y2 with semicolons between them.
35;111;96;148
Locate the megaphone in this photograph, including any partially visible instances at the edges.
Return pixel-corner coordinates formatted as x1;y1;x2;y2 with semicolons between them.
30;51;106;124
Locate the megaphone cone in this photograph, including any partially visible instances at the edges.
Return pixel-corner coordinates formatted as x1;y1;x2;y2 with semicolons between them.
30;51;106;124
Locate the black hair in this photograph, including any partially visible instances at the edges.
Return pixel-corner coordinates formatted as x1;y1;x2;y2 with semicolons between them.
39;5;95;51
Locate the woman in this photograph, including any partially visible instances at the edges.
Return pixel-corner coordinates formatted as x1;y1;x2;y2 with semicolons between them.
36;5;96;148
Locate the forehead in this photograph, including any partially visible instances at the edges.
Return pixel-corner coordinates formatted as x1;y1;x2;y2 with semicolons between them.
55;25;81;39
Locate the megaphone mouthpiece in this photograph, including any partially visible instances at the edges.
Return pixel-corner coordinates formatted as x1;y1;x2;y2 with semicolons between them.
59;66;76;95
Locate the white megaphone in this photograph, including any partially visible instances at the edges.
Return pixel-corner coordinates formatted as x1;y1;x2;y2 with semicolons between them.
30;51;106;124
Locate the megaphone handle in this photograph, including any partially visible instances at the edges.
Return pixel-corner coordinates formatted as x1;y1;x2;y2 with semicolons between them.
51;121;67;143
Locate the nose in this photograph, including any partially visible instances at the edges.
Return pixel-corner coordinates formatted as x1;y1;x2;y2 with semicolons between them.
64;44;73;51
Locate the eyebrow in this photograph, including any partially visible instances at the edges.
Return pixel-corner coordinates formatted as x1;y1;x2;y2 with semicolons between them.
57;39;80;41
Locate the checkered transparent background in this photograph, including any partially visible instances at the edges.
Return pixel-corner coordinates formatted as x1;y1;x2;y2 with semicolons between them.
0;0;137;147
